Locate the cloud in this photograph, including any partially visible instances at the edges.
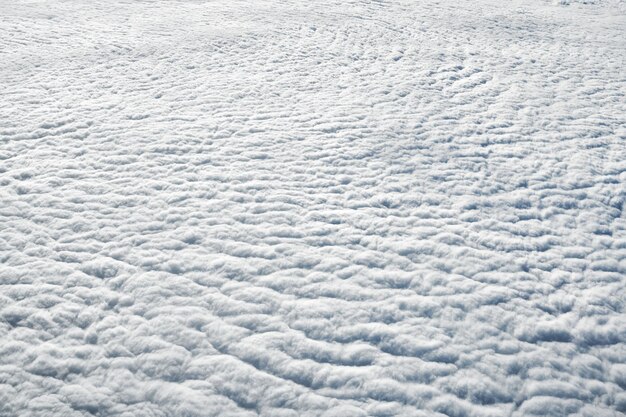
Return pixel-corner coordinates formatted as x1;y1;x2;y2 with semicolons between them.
1;0;625;416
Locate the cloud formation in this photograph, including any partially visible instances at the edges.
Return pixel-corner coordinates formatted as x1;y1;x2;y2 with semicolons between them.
1;0;625;416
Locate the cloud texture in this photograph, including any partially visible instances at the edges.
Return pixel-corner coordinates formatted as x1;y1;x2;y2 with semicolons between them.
1;0;625;416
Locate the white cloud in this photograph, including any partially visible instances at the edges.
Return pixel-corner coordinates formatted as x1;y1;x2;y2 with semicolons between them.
1;0;625;416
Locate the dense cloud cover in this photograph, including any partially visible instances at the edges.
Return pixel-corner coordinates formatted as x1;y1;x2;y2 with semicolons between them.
1;0;625;416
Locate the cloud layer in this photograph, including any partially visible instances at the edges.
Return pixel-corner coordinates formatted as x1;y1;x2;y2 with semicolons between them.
1;0;625;416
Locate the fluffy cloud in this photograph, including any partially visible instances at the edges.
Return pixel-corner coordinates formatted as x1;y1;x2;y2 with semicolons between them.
1;0;625;416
